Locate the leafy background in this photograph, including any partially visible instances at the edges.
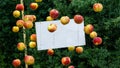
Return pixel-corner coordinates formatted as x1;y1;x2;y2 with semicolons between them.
0;0;120;68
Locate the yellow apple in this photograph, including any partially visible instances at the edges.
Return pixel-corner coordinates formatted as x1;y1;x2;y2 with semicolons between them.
90;31;97;38
12;26;19;32
29;41;36;48
46;16;54;21
17;42;26;51
93;3;103;12
68;46;75;51
48;24;57;32
13;10;20;18
60;16;70;25
84;24;94;34
35;0;42;2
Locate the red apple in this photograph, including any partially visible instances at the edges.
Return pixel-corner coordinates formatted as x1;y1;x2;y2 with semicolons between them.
74;15;84;24
47;49;54;56
12;26;19;32
61;57;71;66
48;24;57;32
93;37;102;45
93;3;103;12
68;65;75;68
17;42;26;51
49;9;59;19
84;24;94;34
12;59;21;67
60;16;70;25
16;20;24;28
24;21;33;29
16;4;24;11
75;47;83;54
30;3;38;10
30;34;36;41
90;31;97;38
24;55;35;65
29;41;36;48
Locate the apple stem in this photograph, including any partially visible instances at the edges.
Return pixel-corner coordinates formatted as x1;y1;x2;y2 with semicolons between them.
20;0;28;68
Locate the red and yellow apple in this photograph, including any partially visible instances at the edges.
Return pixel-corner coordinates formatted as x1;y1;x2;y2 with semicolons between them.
60;16;70;25
61;57;71;66
46;16;54;21
30;3;38;10
68;46;75;51
35;0;42;2
16;4;24;11
24;15;36;22
17;42;26;51
12;59;21;67
90;31;97;38
93;37;102;45
24;55;35;65
13;10;20;18
47;49;54;56
16;20;24;28
49;9;59;19
93;3;103;12
24;21;33;29
30;34;36;41
74;15;84;24
75;47;83;54
48;24;57;32
84;24;94;34
68;65;75;68
29;41;36;48
12;26;19;32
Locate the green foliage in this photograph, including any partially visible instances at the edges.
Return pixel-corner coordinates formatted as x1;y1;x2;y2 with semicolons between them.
0;0;120;68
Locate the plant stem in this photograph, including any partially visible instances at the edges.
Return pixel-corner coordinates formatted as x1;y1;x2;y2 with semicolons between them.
20;0;28;68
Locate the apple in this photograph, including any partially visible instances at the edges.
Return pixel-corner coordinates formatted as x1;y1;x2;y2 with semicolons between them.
48;24;57;32
93;37;102;45
61;57;71;66
24;21;33;29
68;46;75;51
47;49;54;56
17;42;26;51
90;31;97;38
74;15;84;24
16;4;24;11
30;3;38;10
93;3;103;12
29;41;36;48
75;47;83;54
24;55;35;65
13;10;20;18
84;24;94;34
46;16;54;21
49;9;59;19
68;65;75;68
35;0;42;2
16;20;24;28
30;34;36;41
12;59;21;67
12;26;19;32
32;15;36;22
60;16;70;25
